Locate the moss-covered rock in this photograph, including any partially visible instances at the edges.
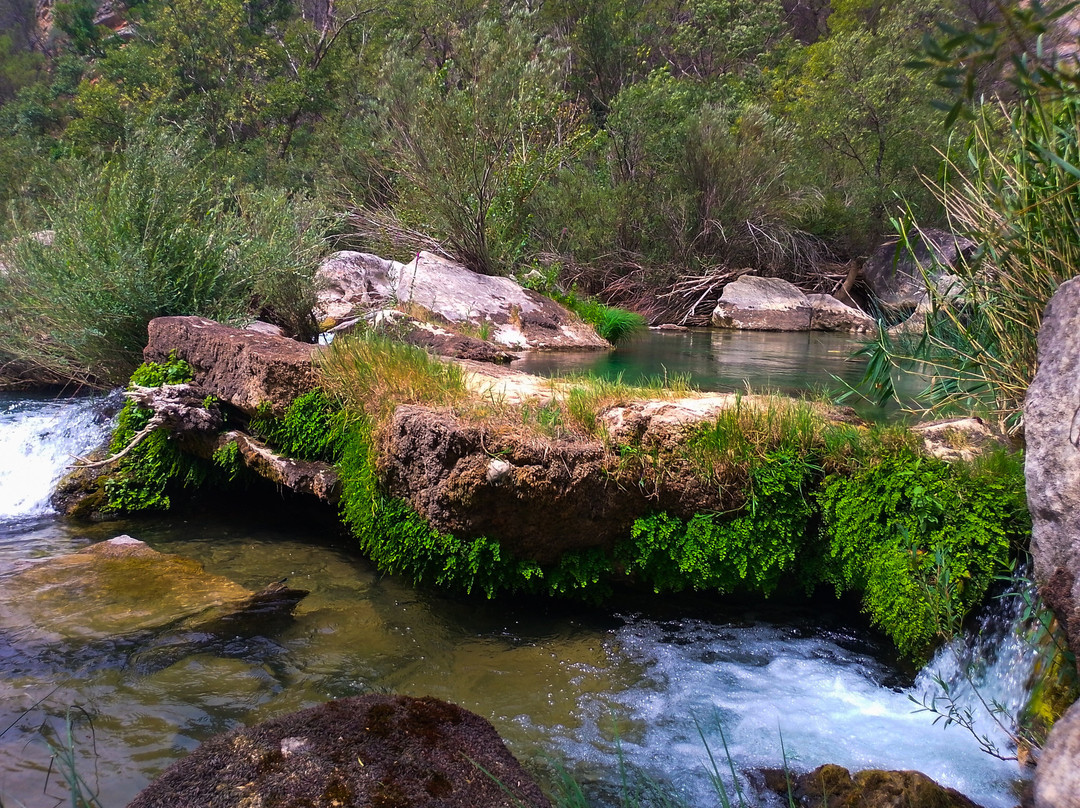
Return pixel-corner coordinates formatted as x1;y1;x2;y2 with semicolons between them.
128;694;551;808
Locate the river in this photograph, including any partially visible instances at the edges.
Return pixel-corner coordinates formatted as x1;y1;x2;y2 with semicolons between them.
0;333;1033;807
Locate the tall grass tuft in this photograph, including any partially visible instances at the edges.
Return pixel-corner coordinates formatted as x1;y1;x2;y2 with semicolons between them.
317;331;467;422
864;5;1080;431
0;128;330;387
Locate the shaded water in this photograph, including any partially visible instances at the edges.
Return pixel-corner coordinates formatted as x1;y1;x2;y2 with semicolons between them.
513;329;923;420
0;385;1032;808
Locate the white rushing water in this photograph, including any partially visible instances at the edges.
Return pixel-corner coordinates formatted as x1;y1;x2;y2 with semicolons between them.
0;394;113;522
551;591;1038;808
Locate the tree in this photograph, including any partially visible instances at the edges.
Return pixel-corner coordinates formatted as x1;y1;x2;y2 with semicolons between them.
381;11;593;274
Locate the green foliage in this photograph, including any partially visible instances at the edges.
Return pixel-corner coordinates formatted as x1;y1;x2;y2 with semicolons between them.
0;128;329;385
211;440;244;482
816;448;1028;661
249;389;348;462
373;10;594;274
317;331;467;422
552;290;646;345
618;451;814;595
858;2;1080;431
104;355;214;513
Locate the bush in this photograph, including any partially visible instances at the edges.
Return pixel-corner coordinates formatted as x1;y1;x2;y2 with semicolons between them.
0;129;330;386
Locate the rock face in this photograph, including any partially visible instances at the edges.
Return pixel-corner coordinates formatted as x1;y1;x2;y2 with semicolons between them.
144;316;318;416
1025;276;1080;668
764;764;980;808
127;694;551;808
863;229;974;311
1035;699;1080;808
316;250;610;351
712;277;875;332
1026;276;1080;808
384;406;643;563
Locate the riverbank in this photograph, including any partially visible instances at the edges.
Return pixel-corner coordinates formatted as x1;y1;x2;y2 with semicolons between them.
72;316;1028;668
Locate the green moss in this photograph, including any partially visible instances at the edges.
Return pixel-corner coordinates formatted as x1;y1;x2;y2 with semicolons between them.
103;354;221;513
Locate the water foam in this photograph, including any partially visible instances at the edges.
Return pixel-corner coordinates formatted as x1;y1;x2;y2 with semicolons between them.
558;597;1037;808
0;395;113;521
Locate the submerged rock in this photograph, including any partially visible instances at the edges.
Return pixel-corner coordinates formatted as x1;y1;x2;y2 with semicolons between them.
0;536;305;643
316;250;609;351
761;764;980;808
127;694;551;808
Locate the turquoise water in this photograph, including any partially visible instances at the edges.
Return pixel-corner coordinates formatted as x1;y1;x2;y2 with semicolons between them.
512;328;923;420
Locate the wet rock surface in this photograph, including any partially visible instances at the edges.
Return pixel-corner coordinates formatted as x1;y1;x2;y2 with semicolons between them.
127;694;551;808
760;764;981;808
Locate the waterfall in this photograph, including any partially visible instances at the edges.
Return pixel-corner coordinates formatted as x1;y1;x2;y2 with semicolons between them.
913;572;1041;762
0;393;115;522
554;581;1042;808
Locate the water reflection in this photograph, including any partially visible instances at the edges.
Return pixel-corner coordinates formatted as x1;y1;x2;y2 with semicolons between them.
512;329;923;420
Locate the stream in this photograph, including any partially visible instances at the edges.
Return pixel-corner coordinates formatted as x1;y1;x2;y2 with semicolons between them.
0;333;1034;808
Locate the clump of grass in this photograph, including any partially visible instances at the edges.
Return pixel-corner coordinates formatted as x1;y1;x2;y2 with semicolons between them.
552;291;647;345
317;331;467;421
0;128;330;386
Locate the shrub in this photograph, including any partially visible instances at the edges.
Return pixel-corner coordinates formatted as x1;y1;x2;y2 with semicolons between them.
816;448;1028;662
0;128;329;386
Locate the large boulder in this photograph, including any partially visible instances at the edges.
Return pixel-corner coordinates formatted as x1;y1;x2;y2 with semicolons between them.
316;250;610;351
712;276;813;330
862;229;975;311
127;694;551;808
712;277;875;332
1024;276;1080;668
1026;276;1080;807
144;316;318;417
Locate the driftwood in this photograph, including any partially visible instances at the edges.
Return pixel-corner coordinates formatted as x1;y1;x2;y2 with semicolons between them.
71;384;223;469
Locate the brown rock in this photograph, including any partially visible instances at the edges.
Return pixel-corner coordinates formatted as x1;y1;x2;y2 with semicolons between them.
767;764;980;808
127;694;551;808
383;406;646;564
144;316;318;416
